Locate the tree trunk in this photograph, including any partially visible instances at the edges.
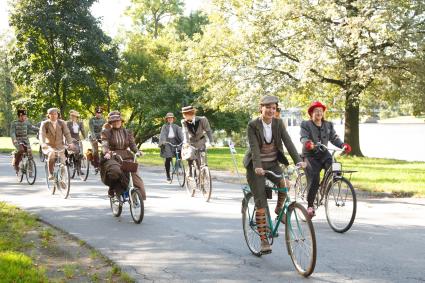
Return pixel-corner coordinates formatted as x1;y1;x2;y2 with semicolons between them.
344;90;363;156
106;82;111;113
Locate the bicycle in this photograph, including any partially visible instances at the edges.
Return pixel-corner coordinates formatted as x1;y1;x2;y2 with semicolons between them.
43;148;71;199
15;141;37;185
109;152;144;224
292;142;357;233
185;146;212;202
228;141;316;277
164;142;185;187
66;140;89;181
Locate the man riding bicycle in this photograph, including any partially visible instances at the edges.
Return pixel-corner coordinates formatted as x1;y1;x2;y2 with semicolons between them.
243;95;304;254
89;107;105;171
300;101;351;218
180;106;214;177
10;109;39;174
39;108;75;180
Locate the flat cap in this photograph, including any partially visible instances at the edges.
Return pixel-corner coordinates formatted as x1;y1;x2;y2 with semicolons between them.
47;108;59;114
259;95;279;105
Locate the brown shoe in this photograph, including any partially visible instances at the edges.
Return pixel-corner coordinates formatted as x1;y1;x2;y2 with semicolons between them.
260;239;272;254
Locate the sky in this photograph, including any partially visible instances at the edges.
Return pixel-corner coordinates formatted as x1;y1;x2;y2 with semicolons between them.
0;0;206;37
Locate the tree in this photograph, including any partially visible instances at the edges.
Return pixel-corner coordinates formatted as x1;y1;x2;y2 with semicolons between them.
9;0;119;118
176;10;209;39
0;34;15;135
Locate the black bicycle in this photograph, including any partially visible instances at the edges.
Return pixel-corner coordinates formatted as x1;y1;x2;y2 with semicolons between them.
164;142;185;187
15;141;37;185
66;140;89;181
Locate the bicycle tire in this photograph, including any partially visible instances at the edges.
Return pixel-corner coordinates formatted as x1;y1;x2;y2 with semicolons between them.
69;157;77;179
45;162;55;195
176;160;185;187
241;193;262;257
25;158;37;185
17;160;24;183
325;176;357;233
200;166;212;202
39;145;45;162
130;189;144;224
185;165;196;197
285;202;316;277
292;173;307;203
78;155;90;181
56;165;71;199
110;195;123;217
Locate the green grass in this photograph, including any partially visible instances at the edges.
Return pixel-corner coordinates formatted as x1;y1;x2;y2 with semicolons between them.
0;202;48;282
139;146;425;196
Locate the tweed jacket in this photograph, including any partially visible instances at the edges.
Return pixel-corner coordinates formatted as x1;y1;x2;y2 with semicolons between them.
181;116;214;150
89;116;106;140
300;120;343;157
10;120;38;143
66;121;86;141
39;119;72;149
243;117;302;169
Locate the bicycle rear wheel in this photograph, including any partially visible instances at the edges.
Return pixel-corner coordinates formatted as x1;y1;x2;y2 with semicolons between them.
25;158;37;185
200;166;212;202
78;155;90;181
69;157;77;179
285;202;316;277
325;176;357;233
242;193;262;257
130;189;144;224
110;195;123;217
176;160;185;187
56;165;71;199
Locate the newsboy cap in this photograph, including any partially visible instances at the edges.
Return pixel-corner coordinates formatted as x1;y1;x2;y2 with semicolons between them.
47;108;59;114
259;95;279;105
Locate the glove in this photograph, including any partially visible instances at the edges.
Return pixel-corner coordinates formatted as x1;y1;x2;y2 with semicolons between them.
342;143;352;154
104;152;111;160
305;140;314;151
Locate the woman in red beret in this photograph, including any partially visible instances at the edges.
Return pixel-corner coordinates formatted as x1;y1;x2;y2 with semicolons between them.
300;101;351;218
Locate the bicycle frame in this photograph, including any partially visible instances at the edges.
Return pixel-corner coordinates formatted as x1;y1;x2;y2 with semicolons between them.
113;152;140;205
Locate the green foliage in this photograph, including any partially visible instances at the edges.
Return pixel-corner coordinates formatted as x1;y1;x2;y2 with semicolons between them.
0;35;15;136
176;11;209;39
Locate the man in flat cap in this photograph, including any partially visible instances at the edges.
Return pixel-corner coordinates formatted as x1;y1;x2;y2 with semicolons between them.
39;108;74;180
243;95;305;254
89;107;105;171
10;109;39;174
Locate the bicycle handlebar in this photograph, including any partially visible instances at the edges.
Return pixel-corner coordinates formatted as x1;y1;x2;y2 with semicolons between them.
164;142;183;147
315;142;345;152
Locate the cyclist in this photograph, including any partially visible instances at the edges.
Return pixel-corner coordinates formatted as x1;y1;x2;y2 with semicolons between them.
39;108;75;180
89;107;105;171
243;95;304;254
66;110;87;174
159;112;183;183
300;101;351;218
180;105;214;178
10;109;39;174
100;111;146;200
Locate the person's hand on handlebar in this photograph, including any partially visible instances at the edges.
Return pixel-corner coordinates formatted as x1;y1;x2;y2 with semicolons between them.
255;167;265;176
342;143;352;154
296;161;307;169
104;152;111;160
305;140;315;151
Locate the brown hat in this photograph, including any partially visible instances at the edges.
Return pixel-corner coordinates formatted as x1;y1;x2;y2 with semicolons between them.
259;95;279;105
181;106;196;113
47;108;60;115
69;110;80;117
108;111;123;123
165;112;176;120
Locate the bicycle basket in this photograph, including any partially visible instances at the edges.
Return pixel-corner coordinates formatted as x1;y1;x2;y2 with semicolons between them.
121;160;138;172
181;144;198;160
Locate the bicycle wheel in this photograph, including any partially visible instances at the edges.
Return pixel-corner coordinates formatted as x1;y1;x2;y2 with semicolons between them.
241;193;262;257
110;194;123;217
292;173;307;203
17;160;24;183
285;202;316;277
69;157;77;179
176;160;185;187
200;166;212;202
39;145;45;162
56;165;71;199
45;162;55;195
185;165;196;197
78;155;90;181
325;176;357;233
25;158;37;185
129;189;144;224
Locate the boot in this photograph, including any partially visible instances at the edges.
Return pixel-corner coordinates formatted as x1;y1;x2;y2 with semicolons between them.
256;208;272;254
166;172;171;183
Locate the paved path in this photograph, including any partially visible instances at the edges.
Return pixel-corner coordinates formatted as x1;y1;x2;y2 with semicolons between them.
0;155;424;282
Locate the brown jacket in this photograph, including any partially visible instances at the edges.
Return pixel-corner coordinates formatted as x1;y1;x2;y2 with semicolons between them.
39;119;72;149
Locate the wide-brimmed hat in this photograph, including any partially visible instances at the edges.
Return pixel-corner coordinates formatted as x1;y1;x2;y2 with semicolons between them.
259;95;279;105
307;101;327;116
47;108;59;115
17;109;27;116
69;110;80;117
165;112;176;120
181;106;196;113
108;111;124;123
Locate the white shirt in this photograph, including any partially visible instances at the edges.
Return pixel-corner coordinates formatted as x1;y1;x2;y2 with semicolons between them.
72;122;79;134
168;124;175;138
262;119;273;143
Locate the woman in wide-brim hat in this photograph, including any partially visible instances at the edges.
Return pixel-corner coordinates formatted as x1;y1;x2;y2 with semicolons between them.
100;111;146;200
300;101;351;218
159;112;183;183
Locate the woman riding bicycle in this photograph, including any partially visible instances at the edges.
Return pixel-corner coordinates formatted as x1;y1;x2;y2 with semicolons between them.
100;111;146;200
244;95;304;254
180;106;214;177
159;112;183;183
300;101;351;218
66;110;86;172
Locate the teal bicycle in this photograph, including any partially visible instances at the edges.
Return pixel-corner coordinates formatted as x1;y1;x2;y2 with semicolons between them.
164;142;185;187
229;141;316;277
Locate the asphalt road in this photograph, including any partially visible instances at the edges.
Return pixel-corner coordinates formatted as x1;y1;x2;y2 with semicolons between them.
0;155;424;282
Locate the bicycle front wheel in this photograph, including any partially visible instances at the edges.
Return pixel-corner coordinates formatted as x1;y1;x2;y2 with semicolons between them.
325;176;357;233
185;166;196;197
17;161;24;183
292;173;307;204
130;189;144;224
110;195;123;217
45;162;55;194
285;202;316;277
79;155;90;181
56;165;71;199
242;193;262;257
200;166;212;202
25;158;37;185
176;160;185;187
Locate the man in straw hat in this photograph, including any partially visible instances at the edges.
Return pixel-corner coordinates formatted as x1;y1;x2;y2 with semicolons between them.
89;107;105;171
159;112;183;183
39;108;75;180
243;95;305;254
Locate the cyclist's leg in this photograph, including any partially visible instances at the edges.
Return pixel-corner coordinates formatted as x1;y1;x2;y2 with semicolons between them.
13;144;25;172
305;157;322;215
165;157;172;180
46;151;56;179
90;139;100;168
265;162;286;215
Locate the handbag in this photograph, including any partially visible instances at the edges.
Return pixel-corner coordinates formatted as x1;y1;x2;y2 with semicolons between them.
181;144;197;160
121;160;138;172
